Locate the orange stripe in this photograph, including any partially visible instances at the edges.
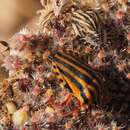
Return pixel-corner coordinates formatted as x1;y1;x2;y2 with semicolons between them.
52;62;66;89
55;54;93;78
55;61;96;101
55;61;97;93
58;53;100;86
63;75;84;104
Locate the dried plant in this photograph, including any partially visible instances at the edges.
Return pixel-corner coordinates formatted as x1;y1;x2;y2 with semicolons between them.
0;0;130;130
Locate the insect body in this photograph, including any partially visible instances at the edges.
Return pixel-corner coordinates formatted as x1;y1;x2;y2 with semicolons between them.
48;52;102;106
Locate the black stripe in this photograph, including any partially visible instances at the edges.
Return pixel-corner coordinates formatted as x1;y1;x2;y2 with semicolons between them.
87;88;98;104
59;68;83;92
71;20;85;36
77;11;96;31
64;84;73;93
54;57;99;89
54;52;97;87
72;15;101;43
71;20;83;36
74;14;94;31
80;92;89;104
72;14;95;32
72;10;103;39
72;18;94;35
56;52;98;78
59;64;98;105
56;52;103;86
56;60;100;99
83;11;98;30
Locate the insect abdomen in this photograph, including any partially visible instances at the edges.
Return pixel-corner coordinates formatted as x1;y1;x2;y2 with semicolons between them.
50;52;102;105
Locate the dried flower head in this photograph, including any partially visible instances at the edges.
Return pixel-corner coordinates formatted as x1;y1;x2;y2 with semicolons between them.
18;28;32;36
116;63;127;72
91;109;103;119
44;88;53;98
111;121;125;130
31;109;44;123
32;85;42;96
65;121;73;129
116;10;125;19
101;2;110;12
18;78;31;92
47;115;57;123
38;0;54;27
96;123;109;130
97;49;106;60
118;0;128;5
80;0;117;10
0;0;130;129
84;46;92;54
80;0;100;10
45;106;55;116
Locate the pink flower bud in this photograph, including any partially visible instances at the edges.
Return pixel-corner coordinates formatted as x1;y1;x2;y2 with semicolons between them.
116;10;125;19
65;121;73;129
32;86;42;96
17;34;31;42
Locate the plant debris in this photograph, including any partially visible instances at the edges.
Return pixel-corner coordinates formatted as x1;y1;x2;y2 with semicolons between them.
0;0;130;130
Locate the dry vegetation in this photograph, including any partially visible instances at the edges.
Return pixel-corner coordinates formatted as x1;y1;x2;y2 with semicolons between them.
0;0;130;130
